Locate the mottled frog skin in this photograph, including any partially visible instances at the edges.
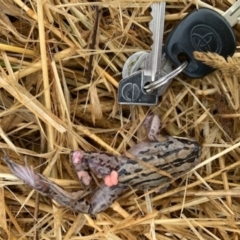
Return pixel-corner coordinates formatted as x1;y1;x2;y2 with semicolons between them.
2;115;200;214
89;135;199;213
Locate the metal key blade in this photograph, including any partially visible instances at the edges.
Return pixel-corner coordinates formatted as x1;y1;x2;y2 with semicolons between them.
144;2;166;82
222;0;240;27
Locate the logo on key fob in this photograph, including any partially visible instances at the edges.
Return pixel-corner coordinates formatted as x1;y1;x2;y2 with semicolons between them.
191;25;220;52
118;71;158;105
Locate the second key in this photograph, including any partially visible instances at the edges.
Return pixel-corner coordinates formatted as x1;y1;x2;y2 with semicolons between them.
164;6;239;78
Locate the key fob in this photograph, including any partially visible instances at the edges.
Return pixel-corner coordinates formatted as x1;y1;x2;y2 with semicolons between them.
165;8;236;78
118;71;158;105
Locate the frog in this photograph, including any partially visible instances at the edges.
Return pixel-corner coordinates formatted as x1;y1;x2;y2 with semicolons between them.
2;115;200;214
70;115;170;187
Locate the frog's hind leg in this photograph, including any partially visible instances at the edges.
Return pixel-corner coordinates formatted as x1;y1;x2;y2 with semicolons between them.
89;183;126;214
2;150;92;213
2;150;50;193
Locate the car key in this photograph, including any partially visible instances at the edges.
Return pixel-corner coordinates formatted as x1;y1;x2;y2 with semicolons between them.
144;2;165;82
165;2;240;78
118;2;165;105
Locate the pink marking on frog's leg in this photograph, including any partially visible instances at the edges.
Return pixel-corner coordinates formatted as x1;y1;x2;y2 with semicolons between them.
104;170;118;187
110;171;118;185
71;151;92;185
71;151;84;171
77;170;91;186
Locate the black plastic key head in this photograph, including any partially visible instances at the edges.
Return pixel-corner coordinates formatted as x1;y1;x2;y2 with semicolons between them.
165;8;236;78
118;71;158;105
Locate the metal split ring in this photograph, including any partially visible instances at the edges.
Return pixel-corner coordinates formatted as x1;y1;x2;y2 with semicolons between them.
144;61;188;93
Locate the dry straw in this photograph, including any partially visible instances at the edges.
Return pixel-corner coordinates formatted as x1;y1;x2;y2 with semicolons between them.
0;0;240;239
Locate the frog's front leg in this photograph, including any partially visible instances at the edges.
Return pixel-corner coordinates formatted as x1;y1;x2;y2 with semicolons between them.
71;151;120;187
143;115;162;141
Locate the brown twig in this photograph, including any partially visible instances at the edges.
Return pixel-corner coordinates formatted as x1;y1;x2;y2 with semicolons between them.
87;6;101;82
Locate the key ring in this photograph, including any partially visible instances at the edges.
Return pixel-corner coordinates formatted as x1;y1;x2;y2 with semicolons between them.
144;61;188;93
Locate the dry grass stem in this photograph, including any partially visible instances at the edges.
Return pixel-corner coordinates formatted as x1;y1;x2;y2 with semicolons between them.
194;51;240;75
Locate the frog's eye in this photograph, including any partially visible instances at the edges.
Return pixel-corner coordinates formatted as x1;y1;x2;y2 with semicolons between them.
193;143;200;153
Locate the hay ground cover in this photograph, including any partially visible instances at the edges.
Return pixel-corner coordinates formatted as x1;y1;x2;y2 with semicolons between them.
0;0;240;239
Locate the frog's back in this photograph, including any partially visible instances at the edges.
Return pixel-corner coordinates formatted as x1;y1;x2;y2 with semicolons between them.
117;136;200;188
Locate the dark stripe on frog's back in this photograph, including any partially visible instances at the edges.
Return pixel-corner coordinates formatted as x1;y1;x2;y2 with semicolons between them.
119;155;196;182
119;148;194;173
139;146;197;163
128;140;176;156
119;159;195;188
131;170;186;189
123;168;190;188
135;139;177;155
118;140;199;186
128;137;198;157
118;144;198;174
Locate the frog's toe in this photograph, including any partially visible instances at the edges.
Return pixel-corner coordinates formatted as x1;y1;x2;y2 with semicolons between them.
77;170;91;186
71;151;83;164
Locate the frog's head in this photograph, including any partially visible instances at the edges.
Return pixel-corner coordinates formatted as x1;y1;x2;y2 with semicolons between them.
172;136;201;165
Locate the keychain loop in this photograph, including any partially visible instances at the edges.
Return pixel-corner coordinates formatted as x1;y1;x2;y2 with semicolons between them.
144;61;188;93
